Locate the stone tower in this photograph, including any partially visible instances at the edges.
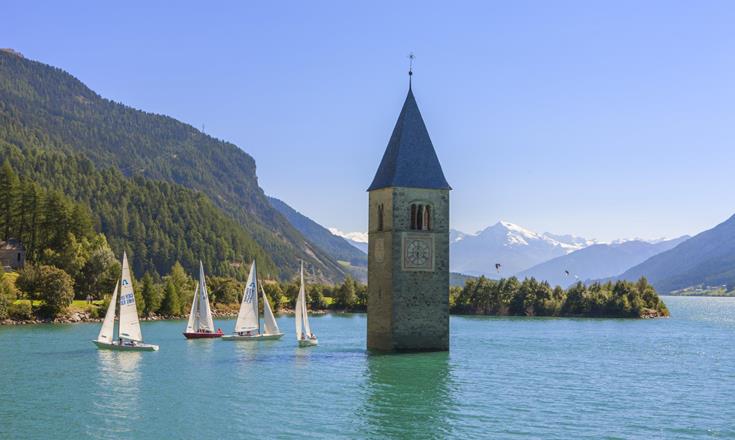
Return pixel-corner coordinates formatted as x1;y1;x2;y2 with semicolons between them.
367;83;451;352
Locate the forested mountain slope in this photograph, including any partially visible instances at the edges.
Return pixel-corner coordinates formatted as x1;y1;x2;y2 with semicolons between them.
0;50;345;282
0;144;277;279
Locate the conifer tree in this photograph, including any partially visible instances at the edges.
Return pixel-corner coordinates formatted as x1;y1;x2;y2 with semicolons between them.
0;160;19;241
140;273;161;316
167;262;193;315
334;276;357;310
159;279;180;317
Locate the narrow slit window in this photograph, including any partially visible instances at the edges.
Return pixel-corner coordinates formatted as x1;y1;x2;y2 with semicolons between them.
377;204;384;231
417;205;424;230
410;204;417;230
424;206;431;230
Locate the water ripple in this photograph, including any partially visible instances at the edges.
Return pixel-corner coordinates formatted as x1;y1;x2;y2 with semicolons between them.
1;298;734;439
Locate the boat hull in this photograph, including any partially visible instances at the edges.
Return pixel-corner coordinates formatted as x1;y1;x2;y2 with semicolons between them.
183;332;223;339
298;338;319;347
93;340;159;351
221;333;284;341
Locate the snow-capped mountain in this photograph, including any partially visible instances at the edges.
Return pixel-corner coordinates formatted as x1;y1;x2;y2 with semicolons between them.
450;229;469;243
543;232;599;248
450;221;596;277
517;236;689;288
329;228;368;253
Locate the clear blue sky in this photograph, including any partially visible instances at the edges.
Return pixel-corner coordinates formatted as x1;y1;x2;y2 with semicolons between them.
4;1;735;240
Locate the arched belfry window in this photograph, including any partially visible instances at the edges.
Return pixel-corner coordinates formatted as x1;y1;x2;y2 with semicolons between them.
410;203;432;231
377;203;384;231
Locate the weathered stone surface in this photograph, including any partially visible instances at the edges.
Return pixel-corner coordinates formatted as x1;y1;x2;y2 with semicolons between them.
368;187;450;352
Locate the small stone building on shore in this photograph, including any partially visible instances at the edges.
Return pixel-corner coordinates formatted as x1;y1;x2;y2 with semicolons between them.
0;239;26;270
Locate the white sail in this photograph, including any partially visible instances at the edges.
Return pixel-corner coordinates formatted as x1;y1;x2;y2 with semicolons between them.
234;260;259;333
261;283;280;335
295;273;303;340
295;261;312;339
185;284;199;333
300;264;312;337
97;281;119;343
198;261;215;332
118;252;143;342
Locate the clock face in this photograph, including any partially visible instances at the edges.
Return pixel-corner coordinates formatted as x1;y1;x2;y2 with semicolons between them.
406;240;430;266
402;234;434;271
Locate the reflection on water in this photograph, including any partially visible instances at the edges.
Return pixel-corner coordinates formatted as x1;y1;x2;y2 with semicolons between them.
184;337;216;361
360;352;456;439
87;351;142;439
232;340;261;364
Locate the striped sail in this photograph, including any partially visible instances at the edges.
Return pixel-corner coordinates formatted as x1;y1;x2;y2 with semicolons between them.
97;281;119;343
118;252;143;342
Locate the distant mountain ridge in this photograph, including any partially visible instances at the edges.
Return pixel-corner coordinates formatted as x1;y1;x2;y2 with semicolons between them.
518;236;689;288
615;214;735;293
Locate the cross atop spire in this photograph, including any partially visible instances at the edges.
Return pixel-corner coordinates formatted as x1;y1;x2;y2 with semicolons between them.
408;52;415;88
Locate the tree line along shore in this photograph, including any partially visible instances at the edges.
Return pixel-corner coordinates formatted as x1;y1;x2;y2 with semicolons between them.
0;156;667;323
1;261;667;324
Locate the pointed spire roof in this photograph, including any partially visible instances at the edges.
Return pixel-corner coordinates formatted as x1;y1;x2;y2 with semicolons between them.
368;87;451;191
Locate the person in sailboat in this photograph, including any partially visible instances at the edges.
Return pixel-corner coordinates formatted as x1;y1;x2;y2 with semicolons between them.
118;337;135;347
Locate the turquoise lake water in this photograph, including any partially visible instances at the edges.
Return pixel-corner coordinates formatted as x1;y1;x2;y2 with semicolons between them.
1;296;734;439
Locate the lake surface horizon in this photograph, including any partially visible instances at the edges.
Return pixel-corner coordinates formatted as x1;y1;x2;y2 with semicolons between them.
1;296;734;439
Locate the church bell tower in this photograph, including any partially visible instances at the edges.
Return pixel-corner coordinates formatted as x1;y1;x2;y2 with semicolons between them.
367;75;451;352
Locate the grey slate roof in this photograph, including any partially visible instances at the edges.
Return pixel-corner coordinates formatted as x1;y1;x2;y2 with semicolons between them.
367;87;451;191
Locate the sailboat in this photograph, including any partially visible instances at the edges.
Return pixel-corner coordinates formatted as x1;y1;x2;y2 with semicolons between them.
295;261;318;347
183;261;223;339
93;252;159;351
222;259;283;341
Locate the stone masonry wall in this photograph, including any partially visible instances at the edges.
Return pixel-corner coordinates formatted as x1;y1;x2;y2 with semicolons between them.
368;187;450;352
